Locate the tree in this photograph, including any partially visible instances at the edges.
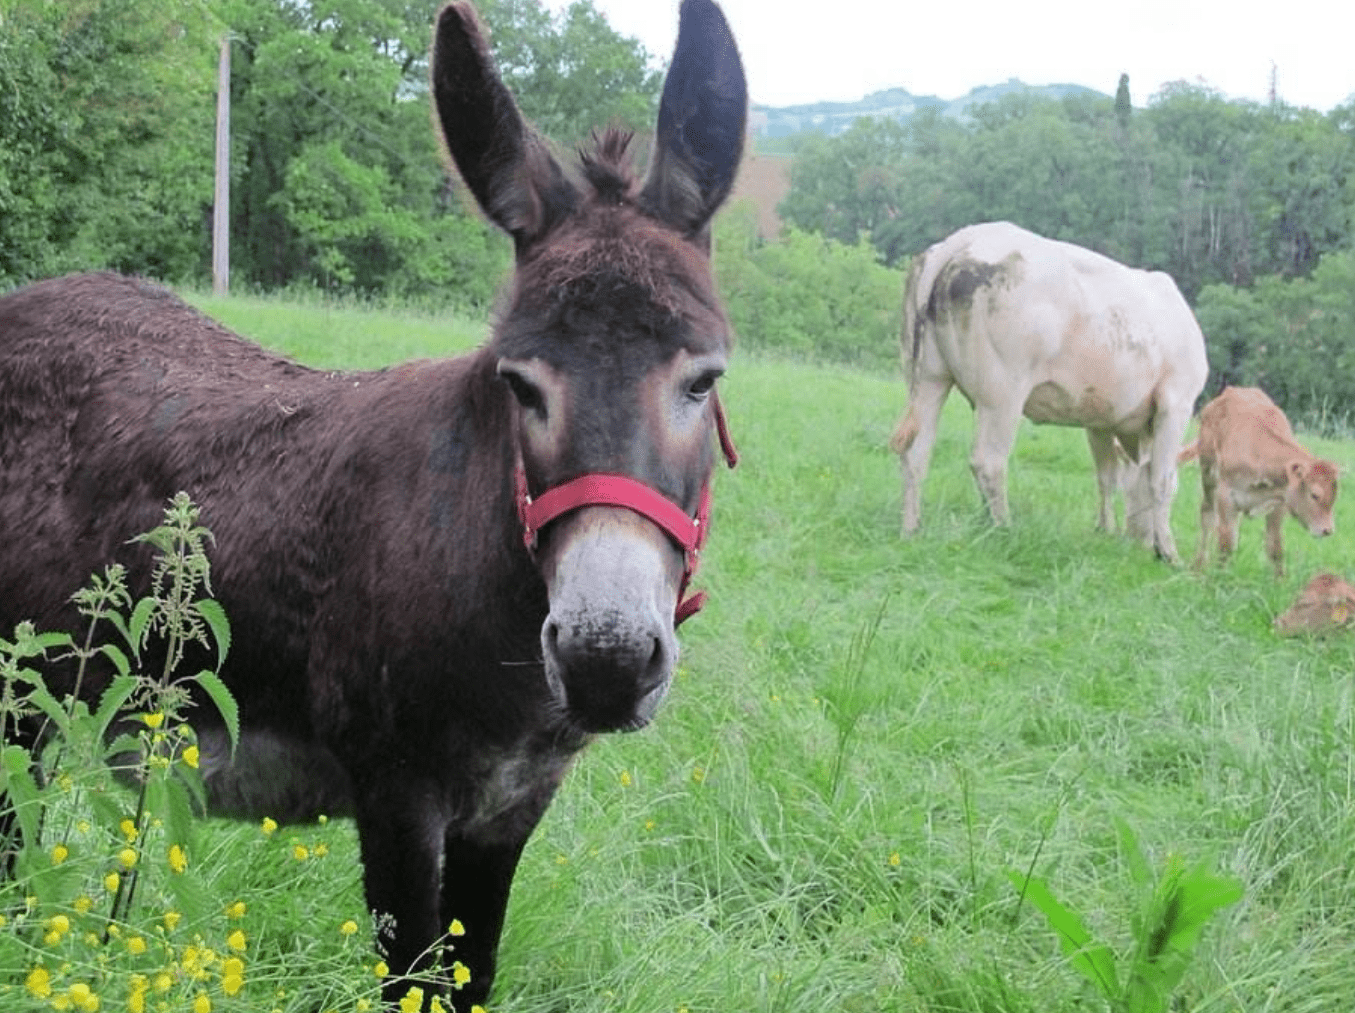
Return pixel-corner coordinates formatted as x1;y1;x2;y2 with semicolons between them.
0;0;217;285
1115;73;1132;131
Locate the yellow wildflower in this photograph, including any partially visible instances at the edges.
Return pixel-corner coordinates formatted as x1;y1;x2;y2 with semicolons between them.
373;961;389;978
691;765;705;784
126;936;147;956
74;896;93;914
220;957;244;997
313;842;329;857
51;843;69;865
168;844;188;873
226;900;246;919
143;712;165;730
888;852;901;867
120;819;138;842
452;961;471;987
292;844;309;861
163;911;182;931
356;1002;372;1013
472;1007;488;1013
340;920;358;937
26;967;53;998
118;847;139;869
103;871;120;892
448;918;465;937
193;993;211;1013
66;982;99;1012
399;987;423;1013
227;929;246;953
619;770;632;787
129;991;146;1013
45;914;71;936
260;817;278;836
182;745;200;769
153;971;173;992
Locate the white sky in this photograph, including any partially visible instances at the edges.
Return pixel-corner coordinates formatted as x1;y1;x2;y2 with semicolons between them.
560;0;1355;112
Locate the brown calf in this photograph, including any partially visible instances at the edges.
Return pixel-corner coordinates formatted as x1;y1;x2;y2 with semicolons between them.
1181;386;1338;577
1274;573;1355;635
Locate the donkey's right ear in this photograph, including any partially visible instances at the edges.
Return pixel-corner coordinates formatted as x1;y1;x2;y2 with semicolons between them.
430;2;576;252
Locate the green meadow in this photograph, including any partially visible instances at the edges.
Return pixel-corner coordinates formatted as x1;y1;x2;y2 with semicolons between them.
13;292;1355;1012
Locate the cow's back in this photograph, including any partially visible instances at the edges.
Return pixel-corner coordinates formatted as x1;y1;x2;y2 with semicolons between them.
909;221;1205;431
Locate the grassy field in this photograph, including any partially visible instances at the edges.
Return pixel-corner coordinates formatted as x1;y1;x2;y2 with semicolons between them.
28;293;1355;1011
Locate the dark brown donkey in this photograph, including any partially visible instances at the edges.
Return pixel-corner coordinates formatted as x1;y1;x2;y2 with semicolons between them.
0;0;745;1006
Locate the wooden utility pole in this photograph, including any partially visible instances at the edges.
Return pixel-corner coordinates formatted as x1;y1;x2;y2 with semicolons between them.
213;34;231;295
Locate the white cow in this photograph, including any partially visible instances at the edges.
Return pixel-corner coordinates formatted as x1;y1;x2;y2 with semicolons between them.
891;221;1208;561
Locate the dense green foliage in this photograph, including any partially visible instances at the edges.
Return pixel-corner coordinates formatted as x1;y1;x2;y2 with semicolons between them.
0;0;659;304
715;203;904;371
781;86;1355;297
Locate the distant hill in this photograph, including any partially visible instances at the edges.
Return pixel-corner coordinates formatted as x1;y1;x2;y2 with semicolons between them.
749;79;1109;140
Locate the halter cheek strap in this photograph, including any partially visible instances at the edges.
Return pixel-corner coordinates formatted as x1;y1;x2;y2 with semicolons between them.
514;395;737;625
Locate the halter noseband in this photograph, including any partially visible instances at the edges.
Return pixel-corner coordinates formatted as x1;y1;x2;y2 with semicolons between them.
513;395;737;625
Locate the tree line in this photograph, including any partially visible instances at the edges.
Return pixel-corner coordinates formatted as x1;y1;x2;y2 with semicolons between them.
0;0;660;306
779;82;1355;423
5;1;1355;423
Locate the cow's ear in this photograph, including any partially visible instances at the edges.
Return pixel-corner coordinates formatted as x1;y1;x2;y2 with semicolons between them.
639;0;747;244
1288;460;1306;483
430;1;577;252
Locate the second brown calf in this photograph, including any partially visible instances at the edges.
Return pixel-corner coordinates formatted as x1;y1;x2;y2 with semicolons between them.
1180;386;1338;577
1274;573;1355;635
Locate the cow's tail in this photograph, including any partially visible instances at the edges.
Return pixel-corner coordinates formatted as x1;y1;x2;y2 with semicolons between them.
900;253;929;380
1177;439;1200;465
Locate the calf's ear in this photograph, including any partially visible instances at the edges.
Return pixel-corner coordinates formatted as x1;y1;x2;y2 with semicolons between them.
639;0;747;244
430;1;577;252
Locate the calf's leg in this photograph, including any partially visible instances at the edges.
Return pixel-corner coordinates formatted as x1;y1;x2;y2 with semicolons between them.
1265;505;1287;577
1194;463;1219;570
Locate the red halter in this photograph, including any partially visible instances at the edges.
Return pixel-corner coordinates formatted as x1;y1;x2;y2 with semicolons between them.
513;395;738;625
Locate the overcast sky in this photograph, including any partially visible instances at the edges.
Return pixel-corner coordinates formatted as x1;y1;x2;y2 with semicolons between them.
559;0;1354;113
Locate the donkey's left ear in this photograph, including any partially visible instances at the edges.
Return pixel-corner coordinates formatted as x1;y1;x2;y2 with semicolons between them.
431;1;576;252
639;0;747;242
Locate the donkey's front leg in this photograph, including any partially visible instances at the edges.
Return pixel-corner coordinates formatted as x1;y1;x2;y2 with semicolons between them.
353;785;448;1008
439;831;532;1009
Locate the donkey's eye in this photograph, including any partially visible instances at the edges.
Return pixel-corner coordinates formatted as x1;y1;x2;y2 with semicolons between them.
687;371;721;401
500;368;546;416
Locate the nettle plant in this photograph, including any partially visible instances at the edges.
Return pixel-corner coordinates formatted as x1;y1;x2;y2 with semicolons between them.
0;493;254;1011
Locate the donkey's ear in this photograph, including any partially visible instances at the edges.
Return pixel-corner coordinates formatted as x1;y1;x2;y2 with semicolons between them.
639;0;747;242
430;1;576;251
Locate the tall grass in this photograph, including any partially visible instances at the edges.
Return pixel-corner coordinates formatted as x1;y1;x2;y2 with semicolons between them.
11;295;1355;1011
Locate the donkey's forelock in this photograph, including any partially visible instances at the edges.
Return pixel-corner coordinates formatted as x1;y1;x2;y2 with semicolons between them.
515;130;720;321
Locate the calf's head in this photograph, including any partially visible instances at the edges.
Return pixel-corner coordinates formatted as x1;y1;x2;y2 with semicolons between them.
1274;572;1355;635
431;0;745;733
1286;459;1338;537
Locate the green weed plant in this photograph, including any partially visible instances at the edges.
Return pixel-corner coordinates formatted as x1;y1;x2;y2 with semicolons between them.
0;496;417;1012
1011;820;1244;1013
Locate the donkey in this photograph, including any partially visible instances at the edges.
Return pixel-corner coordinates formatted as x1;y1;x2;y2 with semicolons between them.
0;0;746;1006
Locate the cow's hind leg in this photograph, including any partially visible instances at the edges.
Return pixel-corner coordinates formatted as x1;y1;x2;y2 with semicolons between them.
892;375;952;536
970;405;1022;526
1142;404;1193;564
